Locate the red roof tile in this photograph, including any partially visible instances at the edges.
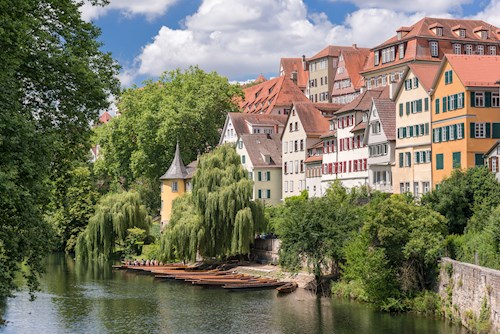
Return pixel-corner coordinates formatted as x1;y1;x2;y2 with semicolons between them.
99;111;112;124
279;58;308;91
335;87;388;114
407;63;440;92
445;55;500;87
227;113;288;137
308;45;360;61
372;98;396;140
305;155;323;163
240;134;282;168
350;121;366;133
293;102;330;137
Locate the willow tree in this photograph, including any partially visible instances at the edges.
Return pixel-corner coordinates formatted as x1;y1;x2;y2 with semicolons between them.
161;145;266;261
75;191;151;261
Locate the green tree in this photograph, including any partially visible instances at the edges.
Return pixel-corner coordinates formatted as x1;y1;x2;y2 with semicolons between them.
94;67;242;214
160;145;266;262
75;191;151;261
422;167;500;234
0;0;118;300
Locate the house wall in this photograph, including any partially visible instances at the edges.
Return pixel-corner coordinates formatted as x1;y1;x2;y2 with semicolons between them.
393;70;433;195
305;162;323;197
308;57;337;103
220;118;238;144
160;179;186;227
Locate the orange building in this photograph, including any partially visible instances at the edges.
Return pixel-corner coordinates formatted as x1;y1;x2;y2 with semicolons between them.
430;55;500;187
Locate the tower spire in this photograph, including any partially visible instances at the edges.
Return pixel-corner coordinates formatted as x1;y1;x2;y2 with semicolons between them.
160;141;188;180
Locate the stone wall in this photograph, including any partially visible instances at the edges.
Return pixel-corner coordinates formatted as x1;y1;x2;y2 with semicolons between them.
251;239;280;264
438;257;500;333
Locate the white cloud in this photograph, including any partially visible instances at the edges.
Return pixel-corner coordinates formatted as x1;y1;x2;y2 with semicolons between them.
471;0;500;26
79;0;178;21
329;0;473;14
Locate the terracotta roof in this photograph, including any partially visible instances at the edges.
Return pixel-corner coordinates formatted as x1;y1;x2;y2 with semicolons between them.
335;87;388;114
240;134;282;168
372;98;396;140
350;121;366;133
240;76;309;114
308;45;361;61
341;48;370;90
99;111;112;124
362;17;500;74
255;74;267;83
445;55;500;87
279;58;308;90
407;63;440;92
160;142;188;180
319;130;336;139
293;101;330;137
305;155;323;164
227;112;288;137
310;141;324;149
313;103;344;114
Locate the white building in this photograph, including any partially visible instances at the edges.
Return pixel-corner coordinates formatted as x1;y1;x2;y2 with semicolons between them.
304;141;323;197
365;98;396;193
219;113;287;145
282;102;330;198
485;141;500;181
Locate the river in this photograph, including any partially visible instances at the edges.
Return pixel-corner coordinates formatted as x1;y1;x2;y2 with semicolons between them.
0;254;466;334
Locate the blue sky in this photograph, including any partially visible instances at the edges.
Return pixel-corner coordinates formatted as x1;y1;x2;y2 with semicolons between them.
80;0;500;87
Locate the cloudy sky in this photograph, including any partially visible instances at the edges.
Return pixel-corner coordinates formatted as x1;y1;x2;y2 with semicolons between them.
80;0;500;87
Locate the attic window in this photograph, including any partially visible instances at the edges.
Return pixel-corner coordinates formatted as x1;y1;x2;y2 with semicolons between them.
268;84;276;94
255;89;262;98
459;29;466;38
397;31;402;40
436;27;443;36
481;30;488;39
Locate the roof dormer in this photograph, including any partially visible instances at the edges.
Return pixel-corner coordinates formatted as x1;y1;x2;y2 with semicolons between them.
396;26;411;40
473;26;488;39
452;25;466;38
429;22;444;36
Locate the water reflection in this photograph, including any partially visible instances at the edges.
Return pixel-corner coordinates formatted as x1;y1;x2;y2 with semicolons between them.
1;254;466;334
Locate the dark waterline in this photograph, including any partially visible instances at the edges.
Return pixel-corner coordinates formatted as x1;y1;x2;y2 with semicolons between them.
1;254;466;334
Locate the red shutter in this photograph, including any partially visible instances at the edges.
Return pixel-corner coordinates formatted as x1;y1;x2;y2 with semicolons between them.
328;163;333;174
496;157;499;172
334;162;338;174
364;159;367;171
489;158;493;171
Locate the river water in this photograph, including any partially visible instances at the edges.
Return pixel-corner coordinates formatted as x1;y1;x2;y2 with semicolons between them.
1;254;466;334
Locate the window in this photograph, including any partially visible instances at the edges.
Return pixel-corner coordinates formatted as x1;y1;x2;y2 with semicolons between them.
290;180;294;191
399;43;405;59
241;155;246;164
414;182;419;196
405;182;410;193
442;127;447;142
294;122;298;131
374;51;379;65
445;70;453;85
490;46;497;55
300;139;304;151
452;152;461;169
266;189;271;199
436;27;443;36
294;140;298;152
400;183;405;194
475;92;485;107
405;152;411;167
436;154;444;170
459;29;466;38
172;181;178;192
457;123;463;139
477;45;484;55
248;172;253;180
430;41;439;57
258;189;262;199
454;43;461;54
493;93;500;107
492;157;498;172
266;171;271;181
423;182;430;194
449;125;455;140
480;30;488;39
371;121;381;134
284;181;288;192
284;162;288;174
475;122;486;138
295;160;299;173
475;154;484;167
465;44;473;55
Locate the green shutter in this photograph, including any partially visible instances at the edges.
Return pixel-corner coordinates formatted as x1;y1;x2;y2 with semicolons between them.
486;92;492;107
453;124;458;140
454;94;458;110
406;102;410;115
460;92;465;108
415;78;419;88
453;152;461;169
449;70;453;84
445;71;449;84
425;98;429;111
486;122;491;138
409;126;414;137
399;153;404;167
471;92;476;107
470;122;476;138
266;171;271;181
435;98;440;114
436;154;444;170
267;189;271;198
403;127;407;138
411;101;414;114
258;189;262;198
415;152;420;164
432;129;436;143
399;103;403;117
448;95;451;110
446;127;450;141
492;123;500;138
258;171;262;181
475;154;485;167
418;99;423;112
438;128;442;142
425;123;429;135
443;96;447;112
461;123;465;139
407;152;411;166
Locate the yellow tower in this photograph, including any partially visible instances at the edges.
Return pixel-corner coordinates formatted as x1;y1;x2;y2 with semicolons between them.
160;142;188;229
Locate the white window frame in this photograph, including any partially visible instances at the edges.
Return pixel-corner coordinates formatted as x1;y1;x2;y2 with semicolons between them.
492;158;498;173
458;93;463;109
493;92;500;107
284;181;288;192
454;43;461;54
490;46;497;55
475;92;485;107
449;125;455;140
477;45;484;55
399;44;404;59
457;125;463;139
423;182;430;194
449;95;456;110
475;122;486;138
430;41;439;57
465;44;473;55
414;182;420;196
442;127;447;142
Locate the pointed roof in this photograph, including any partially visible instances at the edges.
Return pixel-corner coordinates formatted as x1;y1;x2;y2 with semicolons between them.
444;54;500;87
372;98;397;141
279;58;308;91
160;142;188;180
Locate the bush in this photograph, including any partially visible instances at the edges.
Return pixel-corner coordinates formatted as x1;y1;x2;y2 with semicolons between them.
410;291;442;316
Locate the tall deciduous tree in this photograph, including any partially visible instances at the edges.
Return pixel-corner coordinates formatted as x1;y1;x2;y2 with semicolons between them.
161;145;266;262
0;0;118;300
75;191;151;261
94;67;242;213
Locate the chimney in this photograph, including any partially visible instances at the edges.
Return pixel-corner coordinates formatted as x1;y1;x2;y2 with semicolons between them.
302;55;307;71
352;43;357;49
389;80;397;100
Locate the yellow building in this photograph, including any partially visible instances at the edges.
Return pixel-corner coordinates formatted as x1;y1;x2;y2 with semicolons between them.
392;63;439;196
160;142;196;229
430;54;500;187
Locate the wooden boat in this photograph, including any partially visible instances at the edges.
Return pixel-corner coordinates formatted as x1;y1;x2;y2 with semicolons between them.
276;282;298;293
222;281;286;290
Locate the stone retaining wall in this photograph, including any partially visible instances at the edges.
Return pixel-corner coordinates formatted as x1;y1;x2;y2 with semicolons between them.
251;239;280;264
438;257;500;333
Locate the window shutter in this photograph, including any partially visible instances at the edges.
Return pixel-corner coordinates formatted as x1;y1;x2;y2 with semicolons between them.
258;171;262;181
496;157;499;172
492;123;500;138
454;124;458;139
406;102;410;115
461;123;465;138
409;126;414;137
446;128;450;141
415;152;420;164
403;127;407;138
486;122;491;138
432;130;436;143
267;189;271;198
486;92;492;107
470;122;476;138
447;95;451;110
445;71;448;84
453;152;461;169
489;157;493;171
399;103;403;117
443;96;447;112
436;154;444;170
454;94;458;110
438;128;442;141
471;92;476;107
266;171;271;181
399;153;404;167
449;70;453;83
258;189;262;198
425;98;429;111
460;92;465;108
425;123;429;135
411;101;414;114
418;99;422;112
435;98;440;114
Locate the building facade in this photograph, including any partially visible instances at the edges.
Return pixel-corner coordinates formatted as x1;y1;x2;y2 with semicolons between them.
304;142;323;197
331;48;370;105
219;113;287;145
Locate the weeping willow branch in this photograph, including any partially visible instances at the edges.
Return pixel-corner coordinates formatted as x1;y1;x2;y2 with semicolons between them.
75;191;151;261
161;145;266;262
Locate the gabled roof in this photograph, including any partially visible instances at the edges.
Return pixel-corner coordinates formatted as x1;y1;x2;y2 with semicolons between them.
485;141;500;156
335;87;388;114
240;76;309;114
333;48;370;91
393;63;440;99
313;103;344;114
293;102;331;137
160;142;188;180
226;112;288;137
320;130;336;139
350;122;366;133
372;98;396;141
305;155;323;164
440;55;500;88
279;58;308;90
99;111;112;124
308;45;361;61
240;134;282;168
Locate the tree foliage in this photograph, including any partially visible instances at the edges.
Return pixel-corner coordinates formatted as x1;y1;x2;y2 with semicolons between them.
94;67;242;213
0;0;118;299
160;145;266;262
75;191;151;261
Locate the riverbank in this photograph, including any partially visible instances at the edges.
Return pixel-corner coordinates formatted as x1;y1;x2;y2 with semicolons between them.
233;263;315;288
